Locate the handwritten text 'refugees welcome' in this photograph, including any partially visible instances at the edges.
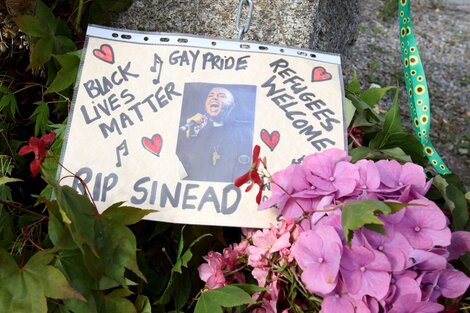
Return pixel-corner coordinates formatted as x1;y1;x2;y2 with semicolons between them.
262;58;341;151
79;49;250;139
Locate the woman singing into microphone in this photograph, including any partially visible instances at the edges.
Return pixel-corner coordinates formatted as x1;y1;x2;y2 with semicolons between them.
176;84;256;182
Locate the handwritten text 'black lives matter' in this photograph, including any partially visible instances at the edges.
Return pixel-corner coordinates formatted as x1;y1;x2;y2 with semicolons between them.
79;49;250;140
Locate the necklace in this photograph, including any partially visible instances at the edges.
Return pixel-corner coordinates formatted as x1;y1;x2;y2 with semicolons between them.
212;145;221;166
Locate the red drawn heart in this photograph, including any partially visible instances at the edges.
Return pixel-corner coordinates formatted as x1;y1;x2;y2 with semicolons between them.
93;44;115;64
260;129;280;151
142;134;163;156
312;66;332;82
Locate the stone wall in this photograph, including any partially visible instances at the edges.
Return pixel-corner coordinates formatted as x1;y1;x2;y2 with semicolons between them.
112;0;359;55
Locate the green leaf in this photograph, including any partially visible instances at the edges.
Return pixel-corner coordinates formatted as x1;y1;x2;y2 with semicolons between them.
350;147;374;162
194;294;223;313
433;176;468;230
95;290;137;313
94;218;146;285
381;147;412;163
156;228;211;305
465;191;470;201
100;202;157;225
52;184;98;255
359;86;396;107
345;97;356;128
446;185;468;230
30;37;54;69
370;132;426;165
346;71;362;94
342;200;409;244
135;295;152;313
13;15;50;37
47;53;79;94
0;177;22;185
53;36;77;54
0;249;85;313
381;88;402;134
30;101;50;136
232;283;267;294
35;0;57;34
0;89;19;118
201;285;255;308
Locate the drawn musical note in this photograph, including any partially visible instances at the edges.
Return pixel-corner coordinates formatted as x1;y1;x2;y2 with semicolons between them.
115;139;129;167
150;53;164;85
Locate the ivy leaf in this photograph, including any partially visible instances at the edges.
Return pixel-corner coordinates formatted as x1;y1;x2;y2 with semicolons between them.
0;249;85;313
194;286;255;313
46;53;80;94
342;200;409;244
466;191;470;201
30;101;50;136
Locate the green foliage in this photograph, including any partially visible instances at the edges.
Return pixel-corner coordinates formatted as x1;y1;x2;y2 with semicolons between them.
342;200;409;244
346;73;427;166
31;101;50;135
14;1;76;69
156;226;211;310
0;249;85;313
0;84;18;120
433;175;469;231
194;285;255;313
46;53;81;94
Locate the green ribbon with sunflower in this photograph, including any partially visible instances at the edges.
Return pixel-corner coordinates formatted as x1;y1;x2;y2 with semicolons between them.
398;0;450;174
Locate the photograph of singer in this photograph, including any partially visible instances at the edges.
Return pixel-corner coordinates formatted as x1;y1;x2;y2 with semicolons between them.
176;83;256;182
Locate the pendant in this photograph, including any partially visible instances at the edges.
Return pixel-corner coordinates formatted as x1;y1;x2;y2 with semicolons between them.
212;147;221;166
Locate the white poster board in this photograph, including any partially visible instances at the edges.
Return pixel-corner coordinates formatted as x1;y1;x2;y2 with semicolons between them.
58;25;346;228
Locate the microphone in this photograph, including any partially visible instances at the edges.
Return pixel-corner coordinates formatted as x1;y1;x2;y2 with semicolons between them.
179;120;197;132
179;113;208;132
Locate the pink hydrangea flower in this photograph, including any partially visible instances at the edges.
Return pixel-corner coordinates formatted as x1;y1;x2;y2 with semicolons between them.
321;283;375;313
388;293;443;313
303;148;359;199
258;164;319;219
340;244;391;300
291;225;343;295
395;199;451;249
361;224;413;272
375;160;431;201
421;268;470;301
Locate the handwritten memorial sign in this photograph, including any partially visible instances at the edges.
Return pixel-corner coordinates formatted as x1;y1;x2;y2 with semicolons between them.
58;25;346;228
